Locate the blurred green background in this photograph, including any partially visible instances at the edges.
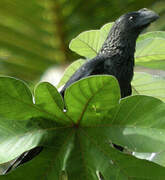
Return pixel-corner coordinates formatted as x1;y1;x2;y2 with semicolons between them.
0;0;164;85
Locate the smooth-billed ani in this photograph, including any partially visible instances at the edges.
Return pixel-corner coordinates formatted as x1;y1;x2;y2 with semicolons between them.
61;8;159;98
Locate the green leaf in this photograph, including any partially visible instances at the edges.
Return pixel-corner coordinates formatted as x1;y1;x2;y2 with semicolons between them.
105;95;165;152
132;72;165;102
35;82;71;124
135;31;165;63
35;82;64;114
69;23;113;58
69;30;100;58
0;77;46;164
57;59;85;89
1;75;165;179
0;77;69;164
0;76;39;120
34;81;72;125
65;75;120;124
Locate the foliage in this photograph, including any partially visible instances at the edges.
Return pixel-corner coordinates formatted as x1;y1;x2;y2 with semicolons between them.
0;76;165;179
0;3;165;179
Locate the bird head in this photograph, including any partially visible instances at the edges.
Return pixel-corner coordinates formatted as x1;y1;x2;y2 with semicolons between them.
115;8;159;34
99;8;159;56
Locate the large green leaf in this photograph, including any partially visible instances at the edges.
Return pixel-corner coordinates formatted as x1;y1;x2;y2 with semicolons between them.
69;23;113;58
1;76;165;179
64;75;120;124
0;77;71;164
0;77;45;164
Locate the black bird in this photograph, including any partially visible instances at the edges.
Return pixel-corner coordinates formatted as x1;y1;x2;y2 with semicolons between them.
61;8;159;98
4;8;159;174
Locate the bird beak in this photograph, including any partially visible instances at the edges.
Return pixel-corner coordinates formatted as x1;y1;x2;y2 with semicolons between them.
137;8;159;27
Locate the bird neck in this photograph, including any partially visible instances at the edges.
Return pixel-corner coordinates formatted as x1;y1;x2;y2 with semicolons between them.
99;28;138;60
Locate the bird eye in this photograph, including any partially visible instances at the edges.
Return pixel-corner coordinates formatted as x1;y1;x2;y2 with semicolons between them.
129;16;134;21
